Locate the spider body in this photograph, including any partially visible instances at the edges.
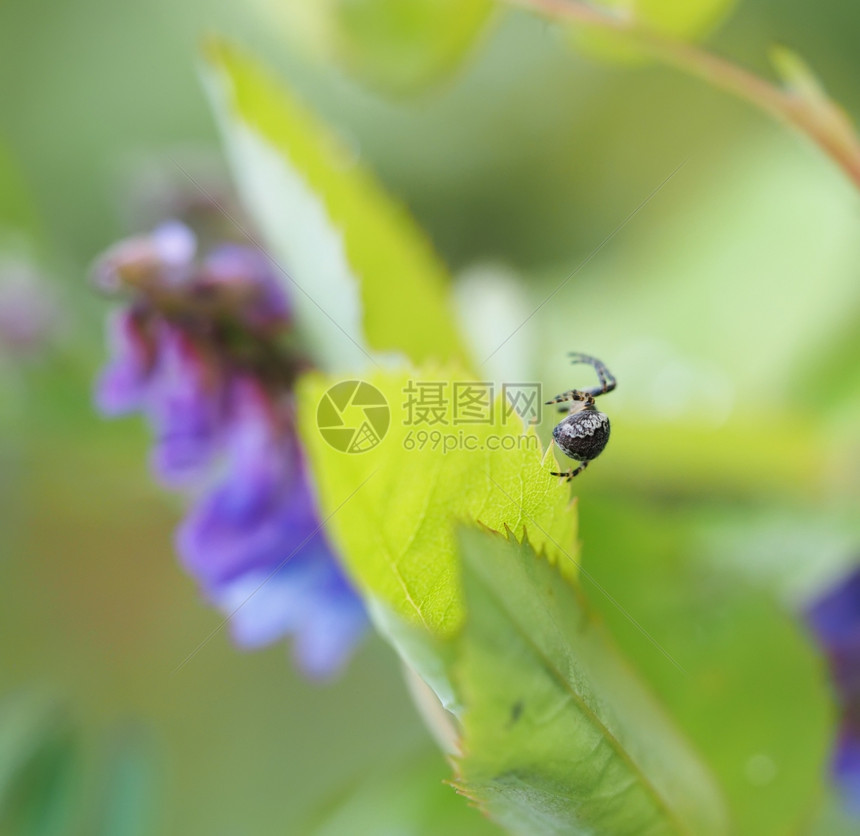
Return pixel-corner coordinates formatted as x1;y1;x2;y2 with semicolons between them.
547;353;616;480
553;408;610;463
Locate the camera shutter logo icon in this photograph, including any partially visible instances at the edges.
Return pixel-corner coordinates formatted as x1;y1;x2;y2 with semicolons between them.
317;380;390;454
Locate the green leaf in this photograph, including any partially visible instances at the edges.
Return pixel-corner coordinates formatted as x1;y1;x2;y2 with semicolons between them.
255;0;496;94
94;729;159;836
305;750;501;835
0;693;78;836
296;366;578;637
770;46;829;105
770;46;859;150
569;0;737;64
203;41;469;372
623;0;735;40
451;527;729;835
580;498;833;835
795;305;860;417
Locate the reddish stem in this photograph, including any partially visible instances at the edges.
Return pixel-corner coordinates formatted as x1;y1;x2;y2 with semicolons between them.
505;0;860;190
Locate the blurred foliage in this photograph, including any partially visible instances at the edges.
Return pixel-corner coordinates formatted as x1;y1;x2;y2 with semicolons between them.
92;731;161;836
305;749;500;835
0;143;41;242
0;693;158;836
581;498;832;834
570;0;739;62
257;0;496;94
204;40;469;370
0;694;77;836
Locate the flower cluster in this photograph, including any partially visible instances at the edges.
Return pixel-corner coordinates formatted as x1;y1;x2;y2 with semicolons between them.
807;566;860;814
94;222;367;677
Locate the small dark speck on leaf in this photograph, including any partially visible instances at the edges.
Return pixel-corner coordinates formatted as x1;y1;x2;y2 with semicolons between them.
509;700;524;726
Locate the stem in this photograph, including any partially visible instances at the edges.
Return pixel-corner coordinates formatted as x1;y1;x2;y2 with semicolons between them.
504;0;860;191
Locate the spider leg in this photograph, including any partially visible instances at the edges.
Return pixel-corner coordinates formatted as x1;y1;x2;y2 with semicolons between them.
545;389;595;408
550;461;589;481
568;352;617;398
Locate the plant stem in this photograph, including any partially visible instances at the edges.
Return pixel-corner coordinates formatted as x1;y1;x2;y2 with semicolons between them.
504;0;860;190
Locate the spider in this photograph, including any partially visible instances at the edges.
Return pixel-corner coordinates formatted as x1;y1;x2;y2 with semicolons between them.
547;352;616;481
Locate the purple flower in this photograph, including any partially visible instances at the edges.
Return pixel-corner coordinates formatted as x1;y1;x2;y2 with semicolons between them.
146;328;224;486
176;377;369;676
95;309;156;415
151;221;198;280
96;314;224;485
808;570;860;647
200;244;290;331
807;566;860;813
92;223;367;677
93;221;196;293
176;378;318;585
833;727;860;816
211;544;369;678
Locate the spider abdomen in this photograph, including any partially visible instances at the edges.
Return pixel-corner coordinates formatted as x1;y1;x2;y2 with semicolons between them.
553;410;610;463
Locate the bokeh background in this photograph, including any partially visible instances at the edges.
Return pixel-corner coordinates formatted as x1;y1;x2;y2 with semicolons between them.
2;0;860;832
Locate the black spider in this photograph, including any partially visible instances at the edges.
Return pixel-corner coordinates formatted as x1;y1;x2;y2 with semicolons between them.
547;353;616;480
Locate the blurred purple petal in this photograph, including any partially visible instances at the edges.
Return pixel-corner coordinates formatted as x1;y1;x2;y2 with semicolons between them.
176;380;315;584
292;582;368;679
212;540;368;677
93;222;196;293
151;221;197;278
177;379;369;674
147;329;222;485
807;566;860;814
808;567;860;703
808;568;860;652
201;244;290;329
94;310;154;415
833;725;860;816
